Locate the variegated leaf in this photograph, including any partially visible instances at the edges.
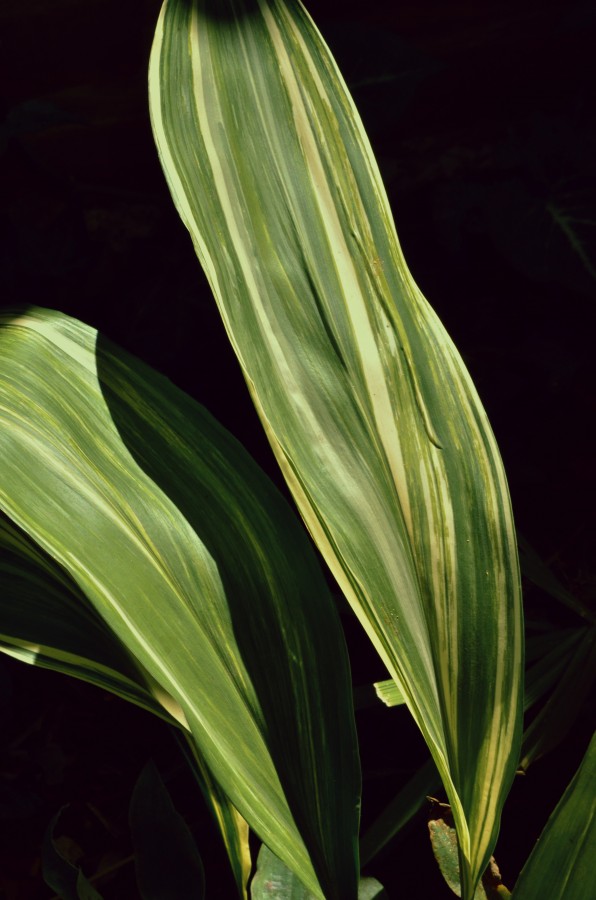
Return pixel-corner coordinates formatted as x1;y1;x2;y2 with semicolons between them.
0;309;359;899
149;2;523;894
0;510;250;898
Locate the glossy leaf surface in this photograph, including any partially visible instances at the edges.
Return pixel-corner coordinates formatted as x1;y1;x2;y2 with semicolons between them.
149;1;523;893
0;511;251;898
0;309;359;899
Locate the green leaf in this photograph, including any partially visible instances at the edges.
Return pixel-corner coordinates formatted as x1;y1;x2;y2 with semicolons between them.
520;626;596;771
0;510;250;898
513;732;596;899
251;845;387;899
149;1;523;895
174;731;251;899
352;678;406;710
0;308;360;900
524;626;581;667
518;535;593;623
357;878;388;900
546;202;596;283
359;758;439;865
429;816;510;899
129;761;205;900
0;512;183;725
429;817;487;899
42;807;104;900
373;678;406;707
251;845;313;899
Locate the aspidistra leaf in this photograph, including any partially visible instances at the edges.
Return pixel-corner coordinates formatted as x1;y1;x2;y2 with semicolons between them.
42;806;104;900
251;845;388;899
0;511;183;725
373;679;406;708
149;1;523;895
0;309;359;899
520;627;596;771
359;758;439;865
513;732;596;899
518;534;594;623
174;730;252;899
0;510;249;898
129;761;205;900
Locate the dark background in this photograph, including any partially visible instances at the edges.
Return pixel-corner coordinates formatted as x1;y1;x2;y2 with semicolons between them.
1;0;594;897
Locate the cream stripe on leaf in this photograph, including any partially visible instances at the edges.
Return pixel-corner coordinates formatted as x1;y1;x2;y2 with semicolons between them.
0;509;190;726
0;309;360;900
0;509;251;898
149;2;523;896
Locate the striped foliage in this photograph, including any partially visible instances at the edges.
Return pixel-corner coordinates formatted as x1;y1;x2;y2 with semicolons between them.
0;309;360;899
149;1;523;895
0;510;251;897
513;732;596;899
0;511;182;724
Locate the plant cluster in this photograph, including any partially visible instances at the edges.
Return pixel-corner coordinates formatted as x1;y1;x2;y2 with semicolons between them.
0;2;593;898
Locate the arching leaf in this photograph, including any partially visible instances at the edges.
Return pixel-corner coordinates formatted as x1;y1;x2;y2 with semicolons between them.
149;1;523;895
0;308;359;899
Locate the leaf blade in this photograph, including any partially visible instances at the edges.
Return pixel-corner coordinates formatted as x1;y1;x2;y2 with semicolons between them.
0;308;360;899
513;732;596;900
149;1;523;893
129;761;205;900
42;807;104;900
